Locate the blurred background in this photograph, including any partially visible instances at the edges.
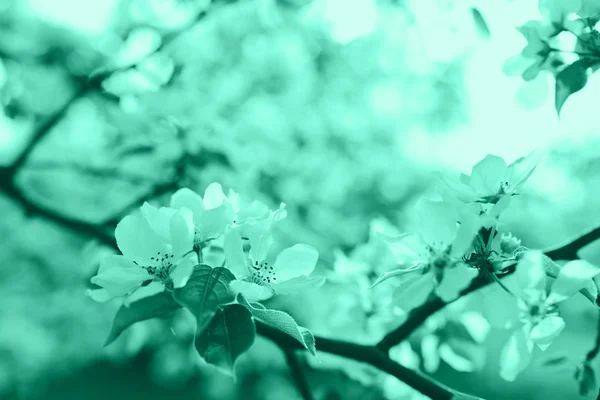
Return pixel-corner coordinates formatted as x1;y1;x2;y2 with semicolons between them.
1;0;600;399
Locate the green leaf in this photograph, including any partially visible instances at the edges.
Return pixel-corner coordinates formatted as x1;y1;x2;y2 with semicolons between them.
196;303;256;375
105;291;180;346
555;60;590;116
237;294;316;355
173;264;236;331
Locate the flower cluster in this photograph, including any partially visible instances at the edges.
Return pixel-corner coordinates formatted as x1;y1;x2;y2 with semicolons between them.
373;151;544;312
503;0;600;112
88;182;323;305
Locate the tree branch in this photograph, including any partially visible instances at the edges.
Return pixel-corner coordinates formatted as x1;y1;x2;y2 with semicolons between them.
282;348;314;400
376;226;600;354
256;322;462;400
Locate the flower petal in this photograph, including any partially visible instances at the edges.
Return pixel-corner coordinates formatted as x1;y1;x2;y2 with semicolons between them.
507;149;545;193
169;208;195;258
86;288;112;302
416;199;458;247
378;232;426;265
91;255;150;298
229;280;273;302
271;275;326;295
547;260;600;304
392;273;436;312
515;251;547;299
170;188;205;224
421;334;441;373
499;326;534;381
470;155;507;197
140;202;174;243
371;264;424;288
530;316;565;350
169;252;197;289
115;214;169;264
124;281;166;306
438;343;475;372
435;264;478;302
223;227;249;279
197;202;235;241
202;182;226;209
480;285;520;329
272;244;319;281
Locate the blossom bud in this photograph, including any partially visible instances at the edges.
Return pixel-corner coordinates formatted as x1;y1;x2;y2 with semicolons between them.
500;233;522;255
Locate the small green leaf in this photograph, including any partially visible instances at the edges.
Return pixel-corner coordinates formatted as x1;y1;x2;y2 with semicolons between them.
555;60;590;115
237;294;316;355
196;303;256;375
105;291;180;346
174;264;236;331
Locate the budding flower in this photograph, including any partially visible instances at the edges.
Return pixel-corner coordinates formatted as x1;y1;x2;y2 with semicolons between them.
500;233;522;255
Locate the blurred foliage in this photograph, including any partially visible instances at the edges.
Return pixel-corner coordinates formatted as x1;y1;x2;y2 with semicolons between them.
2;0;600;400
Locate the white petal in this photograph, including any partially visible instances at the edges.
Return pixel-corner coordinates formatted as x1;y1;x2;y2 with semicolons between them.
392;273;436;312
499;326;534;381
470;155;507;197
170;252;197;288
547;260;600;304
124;281;166;306
229;280;273;302
371;264;424;288
223;227;250;279
435;264;478;302
515;251;547;298
438;343;475;372
434;173;478;203
530;316;565;350
202;182;226;209
170;188;205;225
115;214;169;264
140;203;174;243
86;288;113;302
377;232;425;264
460;312;491;344
169;208;195;258
507;149;545;192
416;199;458;247
197;202;235;241
480;285;520;329
271;275;325;294
272;244;319;281
114;27;162;69
421;334;441;373
91;255;150;298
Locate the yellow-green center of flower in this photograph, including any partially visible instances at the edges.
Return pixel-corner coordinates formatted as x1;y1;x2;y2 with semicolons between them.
250;260;277;286
144;251;175;288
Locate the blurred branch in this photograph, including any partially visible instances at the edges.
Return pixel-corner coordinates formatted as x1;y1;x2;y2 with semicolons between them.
282;348;314;400
586;310;600;364
24;161;158;184
256;322;463;400
0;178;116;248
376;225;600;354
0;4;213;179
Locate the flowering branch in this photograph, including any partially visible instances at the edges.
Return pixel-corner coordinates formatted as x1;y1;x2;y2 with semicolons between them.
376;225;600;354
